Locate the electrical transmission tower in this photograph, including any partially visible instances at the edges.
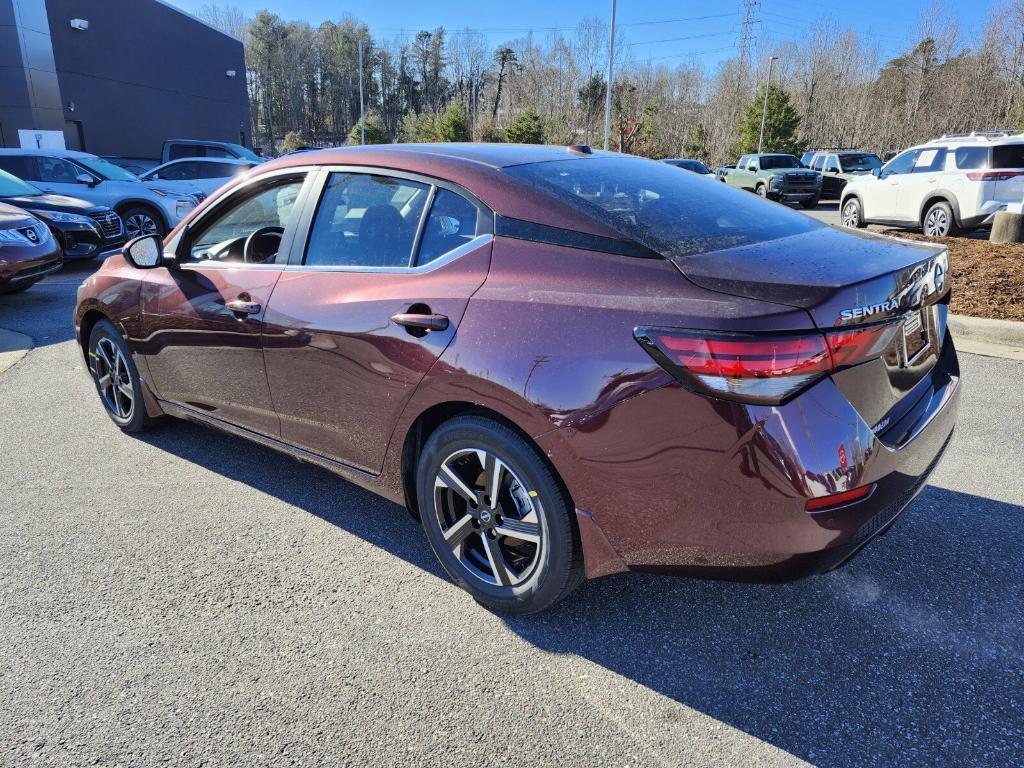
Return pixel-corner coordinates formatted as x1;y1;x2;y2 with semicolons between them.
737;0;760;69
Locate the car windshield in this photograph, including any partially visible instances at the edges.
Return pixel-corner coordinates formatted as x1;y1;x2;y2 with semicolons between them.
503;156;823;259
75;156;140;181
759;155;801;169
840;154;883;172
226;144;262;162
0;169;41;197
669;160;711;174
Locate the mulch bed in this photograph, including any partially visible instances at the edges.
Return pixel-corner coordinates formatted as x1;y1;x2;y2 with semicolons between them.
880;230;1024;321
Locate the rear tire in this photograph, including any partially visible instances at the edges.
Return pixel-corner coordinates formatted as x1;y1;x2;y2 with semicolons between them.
416;415;584;614
87;319;159;433
923;201;959;237
841;197;867;228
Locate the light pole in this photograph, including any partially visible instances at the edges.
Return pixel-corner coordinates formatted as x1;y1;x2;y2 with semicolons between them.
758;55;779;154
358;39;366;145
602;0;616;151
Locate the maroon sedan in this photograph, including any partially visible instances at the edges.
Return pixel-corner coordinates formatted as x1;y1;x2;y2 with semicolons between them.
0;202;62;293
74;144;959;613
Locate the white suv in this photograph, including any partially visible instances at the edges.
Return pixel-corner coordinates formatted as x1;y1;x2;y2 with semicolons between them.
0;149;199;239
840;131;1024;237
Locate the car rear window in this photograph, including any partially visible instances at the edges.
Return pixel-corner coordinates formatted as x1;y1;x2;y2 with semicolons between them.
993;144;1024;168
503;156;823;259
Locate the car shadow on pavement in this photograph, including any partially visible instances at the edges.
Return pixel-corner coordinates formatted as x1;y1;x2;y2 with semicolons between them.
139;420;1022;768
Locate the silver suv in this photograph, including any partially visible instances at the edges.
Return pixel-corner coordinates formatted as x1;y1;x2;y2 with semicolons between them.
0;149;199;239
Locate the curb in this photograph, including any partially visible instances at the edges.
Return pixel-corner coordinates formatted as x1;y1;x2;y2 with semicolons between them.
0;328;33;375
949;315;1024;361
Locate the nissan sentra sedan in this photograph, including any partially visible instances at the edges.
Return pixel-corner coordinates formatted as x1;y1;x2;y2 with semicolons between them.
73;144;960;613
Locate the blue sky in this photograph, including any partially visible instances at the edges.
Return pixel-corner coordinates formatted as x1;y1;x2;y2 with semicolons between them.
168;0;998;70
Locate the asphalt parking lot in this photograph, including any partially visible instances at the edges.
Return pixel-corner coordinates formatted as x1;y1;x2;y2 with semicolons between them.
2;260;1022;767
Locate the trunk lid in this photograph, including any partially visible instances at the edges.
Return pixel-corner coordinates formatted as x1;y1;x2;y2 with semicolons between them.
671;226;951;426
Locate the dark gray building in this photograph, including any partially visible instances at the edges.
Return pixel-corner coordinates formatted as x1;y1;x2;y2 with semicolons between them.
1;0;251;157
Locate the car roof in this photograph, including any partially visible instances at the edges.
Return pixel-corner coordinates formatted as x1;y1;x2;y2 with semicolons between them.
164;139;240;146
0;148;95;158
267;143;616;170
202;143;633;242
160;157;254;166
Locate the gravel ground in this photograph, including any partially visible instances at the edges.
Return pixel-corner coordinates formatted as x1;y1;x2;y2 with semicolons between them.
1;261;1022;768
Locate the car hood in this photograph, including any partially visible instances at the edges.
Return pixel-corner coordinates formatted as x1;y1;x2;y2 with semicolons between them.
0;192;105;214
0;201;39;227
672;226;948;329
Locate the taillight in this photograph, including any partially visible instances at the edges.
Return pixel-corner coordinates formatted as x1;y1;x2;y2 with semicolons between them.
965;170;1024;181
635;322;900;404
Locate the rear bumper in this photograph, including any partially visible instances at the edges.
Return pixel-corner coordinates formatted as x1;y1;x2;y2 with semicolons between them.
541;331;961;581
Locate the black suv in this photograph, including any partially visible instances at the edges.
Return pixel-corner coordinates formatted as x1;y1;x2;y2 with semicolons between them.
0;169;124;260
804;149;883;199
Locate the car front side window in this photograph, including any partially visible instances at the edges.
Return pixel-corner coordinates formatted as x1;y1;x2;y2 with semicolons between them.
38;156;81;183
882;150;920;176
185;177;305;263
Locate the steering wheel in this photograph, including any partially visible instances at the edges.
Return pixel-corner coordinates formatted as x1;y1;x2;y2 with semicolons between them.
243;226;285;264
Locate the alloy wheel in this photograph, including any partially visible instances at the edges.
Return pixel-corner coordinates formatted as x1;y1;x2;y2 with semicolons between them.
125;213;158;239
925;208;949;237
91;337;134;420
842;201;860;227
433;448;543;587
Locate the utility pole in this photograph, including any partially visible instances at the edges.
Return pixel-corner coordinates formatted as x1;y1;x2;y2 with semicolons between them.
602;0;616;151
758;55;779;154
358;39;366;145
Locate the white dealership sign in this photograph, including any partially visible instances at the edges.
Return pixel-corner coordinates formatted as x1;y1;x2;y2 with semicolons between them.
18;130;66;150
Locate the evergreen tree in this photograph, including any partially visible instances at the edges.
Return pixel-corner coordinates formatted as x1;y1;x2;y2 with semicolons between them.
505;109;545;144
438;103;470;142
738;83;802;155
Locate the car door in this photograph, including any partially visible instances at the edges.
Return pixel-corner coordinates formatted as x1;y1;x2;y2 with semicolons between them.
137;170;313;436
898;147;947;222
863;149;919;221
823;154;844;197
262;169;493;473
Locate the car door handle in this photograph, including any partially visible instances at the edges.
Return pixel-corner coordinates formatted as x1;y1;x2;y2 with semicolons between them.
226;298;262;315
391;312;449;331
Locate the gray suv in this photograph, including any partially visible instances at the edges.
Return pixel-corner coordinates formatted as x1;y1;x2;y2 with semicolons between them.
0;150;199;238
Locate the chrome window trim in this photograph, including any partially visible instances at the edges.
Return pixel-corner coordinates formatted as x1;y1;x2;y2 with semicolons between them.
295;165;492;273
283;233;493;274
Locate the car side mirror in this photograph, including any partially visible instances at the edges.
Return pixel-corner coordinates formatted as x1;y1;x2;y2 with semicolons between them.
828;167;840;174
123;234;164;269
872;168;882;178
75;173;95;186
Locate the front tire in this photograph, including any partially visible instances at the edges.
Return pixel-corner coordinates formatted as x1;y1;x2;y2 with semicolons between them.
121;206;165;239
416;416;584;614
841;197;867;228
756;184;768;198
923;201;959;237
801;195;820;209
88;319;158;433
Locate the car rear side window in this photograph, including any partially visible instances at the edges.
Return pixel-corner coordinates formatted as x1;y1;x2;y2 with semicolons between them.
954;147;989;170
993;144;1024;168
0;155;38;181
416;188;480;266
304;172;429;269
503;156;822;259
168;144;201;161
